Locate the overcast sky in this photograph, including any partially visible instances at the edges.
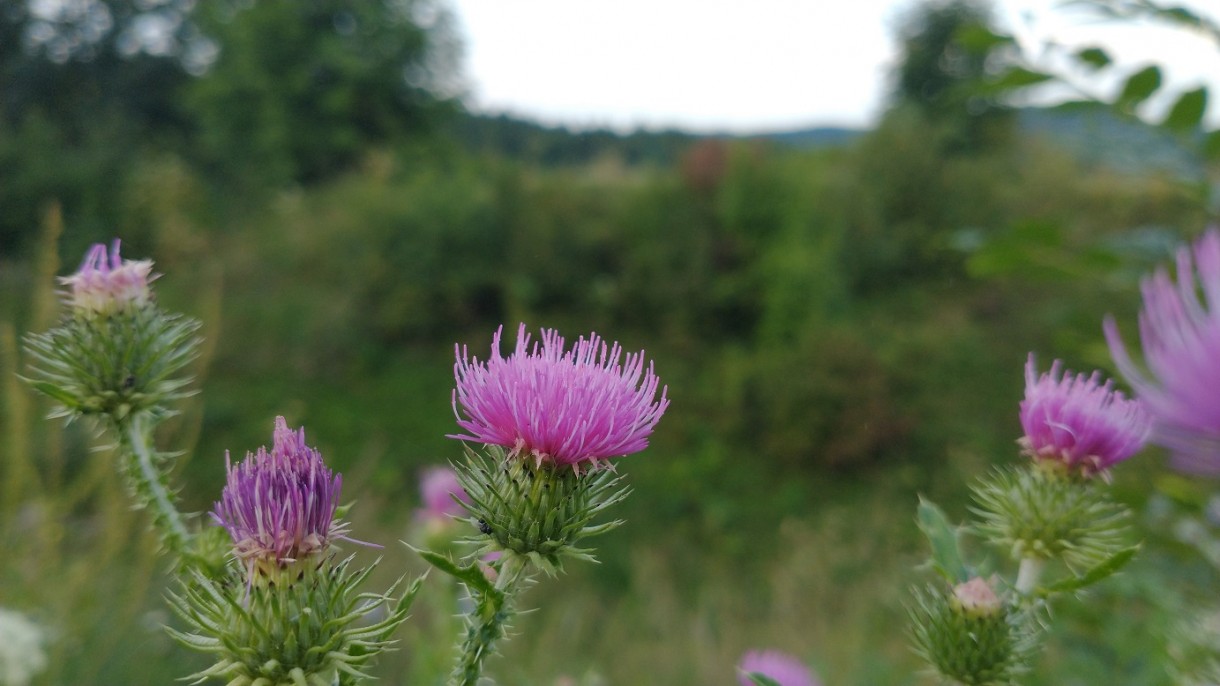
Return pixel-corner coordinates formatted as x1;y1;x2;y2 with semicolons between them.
447;0;1220;133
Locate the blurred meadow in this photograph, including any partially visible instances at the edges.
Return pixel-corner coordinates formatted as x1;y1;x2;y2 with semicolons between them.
3;0;1220;684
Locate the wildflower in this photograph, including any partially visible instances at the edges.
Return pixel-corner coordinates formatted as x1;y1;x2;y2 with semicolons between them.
1019;354;1149;478
419;466;469;522
452;323;669;470
58;239;155;317
1106;229;1220;475
212;417;354;584
738;650;819;686
0;608;47;686
177;421;411;685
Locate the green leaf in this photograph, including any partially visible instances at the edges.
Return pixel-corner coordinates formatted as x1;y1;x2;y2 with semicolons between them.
1204;129;1220;162
916;497;970;583
1048;99;1111;115
1163;87;1209;131
955;24;1015;54
984;66;1053;94
1074;46;1111;70
745;673;783;686
1039;545;1141;596
413;546;498;596
27;381;80;408
1116;65;1162;110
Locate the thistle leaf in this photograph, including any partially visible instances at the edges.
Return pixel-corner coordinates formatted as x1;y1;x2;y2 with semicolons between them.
413;546;498;596
1039;544;1140;596
917;496;970;583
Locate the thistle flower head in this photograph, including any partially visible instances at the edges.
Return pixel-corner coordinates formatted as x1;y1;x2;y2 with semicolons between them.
212;417;352;584
451;323;669;469
738;650;819;686
1106;229;1220;475
58;240;155;317
1019;354;1149;477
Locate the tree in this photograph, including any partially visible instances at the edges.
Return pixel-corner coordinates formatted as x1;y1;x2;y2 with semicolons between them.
0;0;217;253
892;0;1017;154
186;0;461;186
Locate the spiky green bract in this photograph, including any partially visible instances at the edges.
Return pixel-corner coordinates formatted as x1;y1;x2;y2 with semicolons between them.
908;583;1037;686
23;304;202;560
454;444;629;575
970;465;1131;573
23;304;200;423
168;555;420;686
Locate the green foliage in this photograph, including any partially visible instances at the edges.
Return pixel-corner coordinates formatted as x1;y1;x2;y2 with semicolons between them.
1116;65;1163;112
1075;46;1112;70
1078;0;1220;46
188;0;456;185
892;0;1018;153
1164;87;1209;132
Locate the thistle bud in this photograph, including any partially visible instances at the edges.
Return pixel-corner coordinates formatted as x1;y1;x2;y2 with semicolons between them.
58;240;155;318
455;445;628;573
951;577;1002;619
909;582;1034;686
211;417;357;586
171;419;416;685
24;241;198;422
972;466;1130;570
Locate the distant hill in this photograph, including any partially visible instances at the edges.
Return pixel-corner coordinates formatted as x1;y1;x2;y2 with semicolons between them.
447;114;696;167
448;113;865;167
450;108;1202;177
1016;106;1203;178
758;126;864;148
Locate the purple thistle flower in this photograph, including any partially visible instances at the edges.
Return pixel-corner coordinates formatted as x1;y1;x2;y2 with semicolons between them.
212;417;355;581
1106;229;1220;475
58;240;155;316
451;323;669;469
419;466;469;521
1019;354;1149;477
738;650;819;686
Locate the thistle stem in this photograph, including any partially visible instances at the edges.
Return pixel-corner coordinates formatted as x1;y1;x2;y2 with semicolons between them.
1015;557;1045;597
120;412;191;558
452;554;527;686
